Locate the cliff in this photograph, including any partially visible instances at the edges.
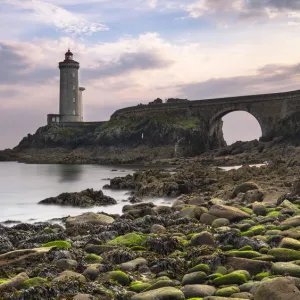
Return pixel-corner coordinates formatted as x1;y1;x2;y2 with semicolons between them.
3;113;224;164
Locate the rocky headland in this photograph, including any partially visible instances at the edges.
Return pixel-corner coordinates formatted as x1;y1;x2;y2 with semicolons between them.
2;160;300;299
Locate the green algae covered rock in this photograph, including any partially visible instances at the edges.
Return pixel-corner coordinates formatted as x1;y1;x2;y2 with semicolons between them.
279;237;300;250
144;279;175;291
212;218;230;228
226;250;262;259
241;225;265;237
215;286;240;297
268;248;300;261
107;271;130;286
107;232;147;247
42;240;71;249
212;273;247;286
86;253;103;264
22;277;48;288
182;271;207;285
272;262;300;277
231;270;251;280
254;272;270;281
130;281;152;293
187;264;211;274
131;287;185;300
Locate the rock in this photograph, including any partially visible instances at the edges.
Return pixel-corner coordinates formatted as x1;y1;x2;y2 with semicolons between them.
39;188;117;207
231;292;253;299
212;218;230;228
203;297;247;300
233;182;260;197
279;237;300;250
73;294;97;300
107;232;147;247
182;271;207;285
212;273;248;286
209;204;250;221
252;203;266;216
200;213;218;225
52;271;86;284
190;231;215;247
120;258;147;271
145;279;175;291
56;259;77;270
66;212;114;227
0;247;54;266
0;272;29;291
106;271;129;286
280;215;300;227
281;200;298;211
131;287;185;300
188;196;206;206
272;262;300;277
83;264;101;280
181;284;216;298
215;286;240;297
178;206;206;219
225;257;272;275
268;248;300;261
85;244;117;255
244;189;264;204
254;277;300;300
151;224;166;234
0;236;14;254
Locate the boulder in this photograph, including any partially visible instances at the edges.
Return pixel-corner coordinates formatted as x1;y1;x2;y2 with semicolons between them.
182;271;207;285
209;204;250;221
73;294;97;300
0;272;29;291
254;277;300;300
66;212;114;227
131;287;185;300
280;215;300;227
190;231;215;247
225;257;272;275
56;259;77;270
272;262;300;278
52;271;86;284
120;258;147;271
39;188;117;207
200;213;218;225
181;284;216;298
151;224;166;234
233;182;259;197
279;237;300;250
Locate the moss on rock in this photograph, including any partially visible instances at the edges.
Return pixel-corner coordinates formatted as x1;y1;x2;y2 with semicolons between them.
212;273;248;286
41;240;71;249
86;254;103;263
107;233;147;247
268;248;300;261
215;286;240;297
107;271;130;286
22;277;48;289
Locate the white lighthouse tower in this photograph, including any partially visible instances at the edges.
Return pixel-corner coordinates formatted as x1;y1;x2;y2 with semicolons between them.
47;50;85;124
58;49;84;122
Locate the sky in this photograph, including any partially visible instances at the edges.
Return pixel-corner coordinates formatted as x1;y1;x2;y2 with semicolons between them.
1;0;300;149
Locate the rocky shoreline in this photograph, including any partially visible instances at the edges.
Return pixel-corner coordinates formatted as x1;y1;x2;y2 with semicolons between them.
1;161;300;299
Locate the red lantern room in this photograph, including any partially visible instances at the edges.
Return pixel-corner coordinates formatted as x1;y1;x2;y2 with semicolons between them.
65;49;73;61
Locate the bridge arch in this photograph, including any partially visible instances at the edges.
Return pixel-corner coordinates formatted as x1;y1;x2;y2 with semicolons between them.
209;106;266;140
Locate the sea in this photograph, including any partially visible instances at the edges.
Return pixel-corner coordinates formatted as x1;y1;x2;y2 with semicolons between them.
0;162;170;224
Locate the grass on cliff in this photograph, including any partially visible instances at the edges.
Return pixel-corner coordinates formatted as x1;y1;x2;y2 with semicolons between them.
98;116;200;131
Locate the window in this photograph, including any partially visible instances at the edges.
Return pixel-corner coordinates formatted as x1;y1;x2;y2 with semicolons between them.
73;110;76;115
73;97;75;103
72;73;75;78
73;85;75;90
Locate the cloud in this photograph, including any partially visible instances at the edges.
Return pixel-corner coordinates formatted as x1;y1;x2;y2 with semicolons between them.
85;51;174;80
0;42;56;84
6;0;108;35
177;63;300;99
184;0;300;23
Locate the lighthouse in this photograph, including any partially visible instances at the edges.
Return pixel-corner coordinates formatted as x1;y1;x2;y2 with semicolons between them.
47;50;85;124
59;49;84;122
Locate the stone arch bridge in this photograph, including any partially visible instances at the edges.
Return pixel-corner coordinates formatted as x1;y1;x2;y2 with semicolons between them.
112;89;300;153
